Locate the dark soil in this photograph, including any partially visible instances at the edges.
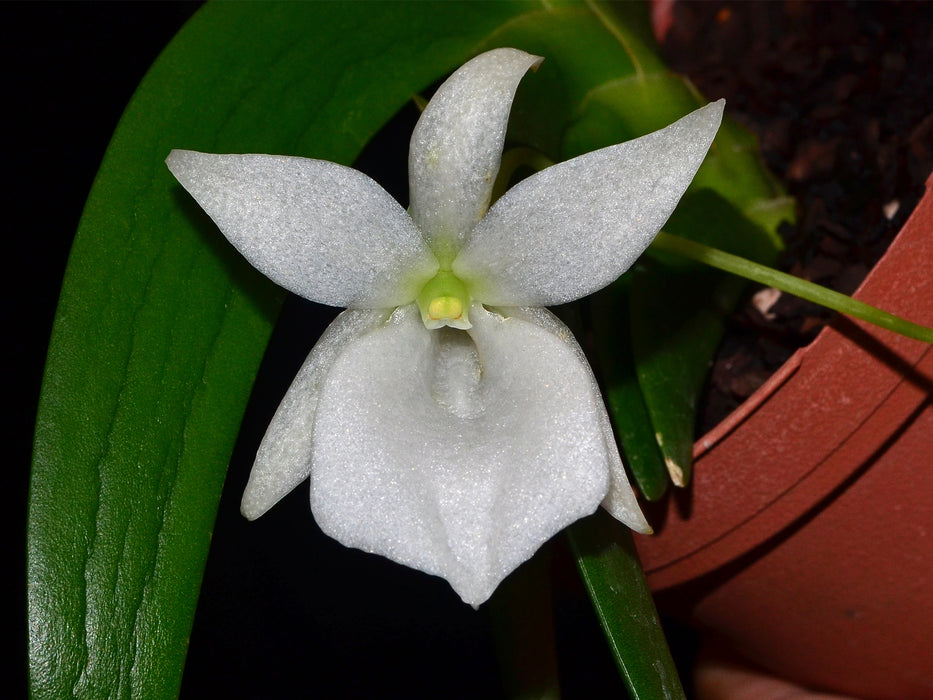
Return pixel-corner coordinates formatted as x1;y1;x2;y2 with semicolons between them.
658;1;933;433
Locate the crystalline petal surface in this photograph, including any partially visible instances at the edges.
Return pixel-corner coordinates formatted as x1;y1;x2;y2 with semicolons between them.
408;48;542;261
309;303;610;604
166;151;438;308
454;101;725;305
499;306;651;534
240;309;391;520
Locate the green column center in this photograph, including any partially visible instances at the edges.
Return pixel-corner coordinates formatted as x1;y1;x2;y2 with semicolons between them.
417;270;472;330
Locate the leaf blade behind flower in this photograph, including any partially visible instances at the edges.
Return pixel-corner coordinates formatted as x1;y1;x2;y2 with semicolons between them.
568;513;686;700
28;2;541;697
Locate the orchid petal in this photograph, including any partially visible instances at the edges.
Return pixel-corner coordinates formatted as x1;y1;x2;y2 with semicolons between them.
499;306;651;534
408;48;542;263
598;408;653;533
166;150;438;307
453;100;725;305
309;303;610;605
240;309;390;520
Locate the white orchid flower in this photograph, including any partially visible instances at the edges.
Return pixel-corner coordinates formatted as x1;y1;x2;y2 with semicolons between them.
166;48;723;606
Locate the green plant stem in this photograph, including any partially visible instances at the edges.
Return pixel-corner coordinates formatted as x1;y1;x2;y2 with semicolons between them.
651;231;933;344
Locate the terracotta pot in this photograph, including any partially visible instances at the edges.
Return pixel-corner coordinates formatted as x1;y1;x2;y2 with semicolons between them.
634;171;933;699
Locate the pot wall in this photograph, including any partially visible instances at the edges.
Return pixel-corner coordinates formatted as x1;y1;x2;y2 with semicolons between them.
635;173;933;698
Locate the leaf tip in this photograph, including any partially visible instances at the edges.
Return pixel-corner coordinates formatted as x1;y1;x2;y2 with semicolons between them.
665;456;686;487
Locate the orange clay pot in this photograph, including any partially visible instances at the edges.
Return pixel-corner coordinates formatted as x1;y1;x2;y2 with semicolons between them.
635;171;933;699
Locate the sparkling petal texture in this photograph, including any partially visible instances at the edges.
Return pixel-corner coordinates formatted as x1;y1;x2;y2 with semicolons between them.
453;100;725;305
240;309;390;521
499;306;652;534
408;48;542;262
166;151;438;307
309;303;610;605
166;48;726;604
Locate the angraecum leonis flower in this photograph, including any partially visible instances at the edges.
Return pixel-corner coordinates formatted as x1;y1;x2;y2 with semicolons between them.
166;48;723;606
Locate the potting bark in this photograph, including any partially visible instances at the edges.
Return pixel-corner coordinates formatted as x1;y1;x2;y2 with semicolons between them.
658;1;933;433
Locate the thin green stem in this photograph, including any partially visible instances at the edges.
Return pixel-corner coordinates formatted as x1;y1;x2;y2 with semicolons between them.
651;231;933;344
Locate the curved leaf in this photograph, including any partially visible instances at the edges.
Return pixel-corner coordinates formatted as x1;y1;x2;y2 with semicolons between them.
568;512;685;700
632;191;782;486
590;276;670;502
28;3;538;697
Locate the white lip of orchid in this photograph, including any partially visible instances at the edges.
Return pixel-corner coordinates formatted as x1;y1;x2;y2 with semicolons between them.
165;47;724;606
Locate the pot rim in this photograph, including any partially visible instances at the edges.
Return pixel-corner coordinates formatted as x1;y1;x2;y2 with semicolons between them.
636;172;933;590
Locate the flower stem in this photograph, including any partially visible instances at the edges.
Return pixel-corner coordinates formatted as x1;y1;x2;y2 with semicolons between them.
650;231;933;344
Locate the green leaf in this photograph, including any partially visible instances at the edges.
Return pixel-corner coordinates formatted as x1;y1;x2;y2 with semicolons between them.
28;3;538;697
567;512;685;700
488;0;791;494
590;277;670;501
510;0;794;491
630;256;729;487
631;191;781;486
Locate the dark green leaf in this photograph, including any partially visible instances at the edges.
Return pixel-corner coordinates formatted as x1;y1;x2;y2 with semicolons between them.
590;278;670;501
28;3;538;697
631;191;783;485
568;512;685;700
483;0;792;494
